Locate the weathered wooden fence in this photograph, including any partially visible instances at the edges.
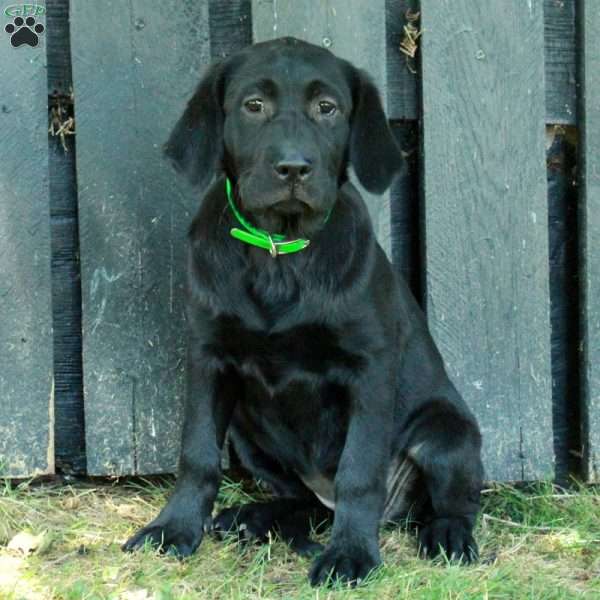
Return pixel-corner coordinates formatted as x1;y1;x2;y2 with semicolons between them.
0;0;597;482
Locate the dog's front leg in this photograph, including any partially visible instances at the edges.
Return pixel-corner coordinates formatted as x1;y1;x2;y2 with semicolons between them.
309;367;392;586
123;339;238;557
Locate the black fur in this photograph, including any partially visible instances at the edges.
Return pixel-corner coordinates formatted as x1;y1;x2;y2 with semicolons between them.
123;37;483;587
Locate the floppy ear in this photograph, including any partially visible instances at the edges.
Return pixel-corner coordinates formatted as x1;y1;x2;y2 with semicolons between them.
164;61;226;188
349;69;403;194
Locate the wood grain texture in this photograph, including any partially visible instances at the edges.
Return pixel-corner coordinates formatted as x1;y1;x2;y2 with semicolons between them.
577;0;600;481
49;138;86;475
420;0;553;480
72;0;211;475
252;0;393;259
544;0;576;124
0;0;54;477
209;0;252;59
46;0;71;94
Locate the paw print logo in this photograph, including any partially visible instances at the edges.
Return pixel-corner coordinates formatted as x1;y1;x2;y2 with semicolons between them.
5;16;45;48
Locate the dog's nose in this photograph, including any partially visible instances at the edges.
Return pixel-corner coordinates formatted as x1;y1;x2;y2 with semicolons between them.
274;158;312;182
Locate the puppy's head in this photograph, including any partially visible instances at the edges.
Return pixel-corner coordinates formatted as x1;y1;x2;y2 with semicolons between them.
165;37;402;236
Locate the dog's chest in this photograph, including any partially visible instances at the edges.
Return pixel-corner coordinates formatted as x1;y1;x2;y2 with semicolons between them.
210;314;363;387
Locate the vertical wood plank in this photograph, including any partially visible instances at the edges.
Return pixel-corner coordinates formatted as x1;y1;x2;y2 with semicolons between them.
546;127;580;483
47;0;86;475
252;0;393;259
72;0;211;475
577;0;600;481
420;0;553;480
0;1;54;477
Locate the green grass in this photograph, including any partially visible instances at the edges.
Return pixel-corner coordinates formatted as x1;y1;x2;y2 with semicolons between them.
1;477;599;599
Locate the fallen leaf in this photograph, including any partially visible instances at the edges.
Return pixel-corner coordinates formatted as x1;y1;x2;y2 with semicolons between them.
62;496;81;510
116;503;137;518
7;531;52;556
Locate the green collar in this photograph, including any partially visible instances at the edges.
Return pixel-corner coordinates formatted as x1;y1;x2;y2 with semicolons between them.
225;178;310;257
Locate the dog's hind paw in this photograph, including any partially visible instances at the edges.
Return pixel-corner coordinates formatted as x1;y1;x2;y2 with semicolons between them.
309;543;381;587
212;504;271;544
213;502;325;557
418;516;478;564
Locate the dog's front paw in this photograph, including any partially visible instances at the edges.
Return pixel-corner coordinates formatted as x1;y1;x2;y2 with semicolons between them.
418;516;478;563
122;515;205;557
309;543;381;587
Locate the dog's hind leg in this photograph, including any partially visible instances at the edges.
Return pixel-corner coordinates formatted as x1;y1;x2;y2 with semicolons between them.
212;498;331;556
278;504;332;556
402;397;484;562
380;454;425;526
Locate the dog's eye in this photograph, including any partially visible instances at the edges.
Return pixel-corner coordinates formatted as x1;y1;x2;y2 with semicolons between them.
244;98;264;113
318;100;337;116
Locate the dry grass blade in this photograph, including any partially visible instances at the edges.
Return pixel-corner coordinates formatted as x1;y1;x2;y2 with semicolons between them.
399;9;422;74
48;90;76;152
482;514;560;532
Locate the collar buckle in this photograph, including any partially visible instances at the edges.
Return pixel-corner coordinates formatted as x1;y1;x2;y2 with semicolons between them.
267;235;278;258
226;178;313;256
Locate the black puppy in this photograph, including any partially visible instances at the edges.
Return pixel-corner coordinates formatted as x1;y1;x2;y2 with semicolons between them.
123;37;483;586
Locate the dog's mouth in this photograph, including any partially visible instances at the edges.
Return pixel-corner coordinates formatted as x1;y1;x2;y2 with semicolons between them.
232;172;336;240
266;181;316;209
239;186;323;236
255;202;316;238
270;196;312;216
